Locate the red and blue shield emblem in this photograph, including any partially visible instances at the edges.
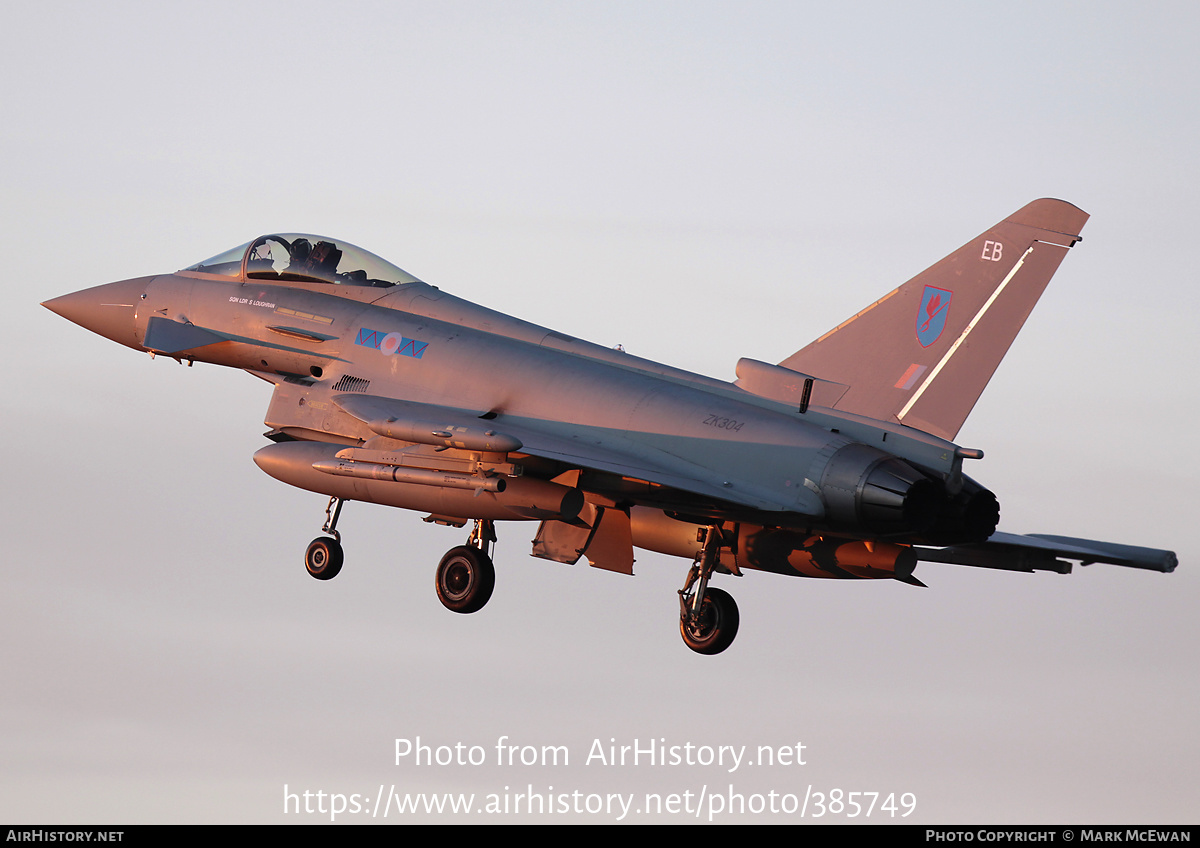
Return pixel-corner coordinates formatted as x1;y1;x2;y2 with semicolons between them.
916;285;953;347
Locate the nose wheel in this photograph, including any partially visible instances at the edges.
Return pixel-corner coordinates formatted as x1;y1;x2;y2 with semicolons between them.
305;536;344;580
304;496;345;580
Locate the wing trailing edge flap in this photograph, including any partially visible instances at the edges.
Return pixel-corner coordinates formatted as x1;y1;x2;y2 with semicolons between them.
333;394;799;514
915;531;1177;574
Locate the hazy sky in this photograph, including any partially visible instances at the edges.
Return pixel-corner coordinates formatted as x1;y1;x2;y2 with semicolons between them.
3;1;1197;823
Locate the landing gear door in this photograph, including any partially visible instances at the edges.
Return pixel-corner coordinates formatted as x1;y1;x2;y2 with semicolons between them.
531;504;634;575
582;507;635;575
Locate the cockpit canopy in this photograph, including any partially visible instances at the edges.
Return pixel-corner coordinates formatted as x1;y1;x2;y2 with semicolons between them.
184;234;422;288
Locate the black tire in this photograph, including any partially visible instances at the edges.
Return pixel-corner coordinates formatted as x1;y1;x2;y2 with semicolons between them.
305;537;344;580
680;587;739;655
435;546;495;613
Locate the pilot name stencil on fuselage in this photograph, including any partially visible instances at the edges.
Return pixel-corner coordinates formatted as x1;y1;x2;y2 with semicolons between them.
228;295;277;309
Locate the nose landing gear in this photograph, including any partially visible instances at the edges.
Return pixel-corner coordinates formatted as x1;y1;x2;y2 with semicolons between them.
304;496;345;580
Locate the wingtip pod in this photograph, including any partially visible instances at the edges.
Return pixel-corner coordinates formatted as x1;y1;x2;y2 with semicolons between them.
775;199;1091;441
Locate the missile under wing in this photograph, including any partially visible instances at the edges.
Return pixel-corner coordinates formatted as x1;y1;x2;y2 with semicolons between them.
42;202;1177;654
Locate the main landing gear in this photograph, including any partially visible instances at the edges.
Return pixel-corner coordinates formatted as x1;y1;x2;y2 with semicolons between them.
301;499;496;614
678;525;740;655
434;519;496;614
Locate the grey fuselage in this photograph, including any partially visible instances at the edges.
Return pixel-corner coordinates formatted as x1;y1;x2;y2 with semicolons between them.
43;208;1177;590
46;264;994;582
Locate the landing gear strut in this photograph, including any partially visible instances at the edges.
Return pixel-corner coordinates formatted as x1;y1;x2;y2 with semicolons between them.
678;525;739;654
435;519;496;614
304;496;344;580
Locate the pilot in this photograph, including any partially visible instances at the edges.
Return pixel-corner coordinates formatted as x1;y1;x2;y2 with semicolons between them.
287;238;313;272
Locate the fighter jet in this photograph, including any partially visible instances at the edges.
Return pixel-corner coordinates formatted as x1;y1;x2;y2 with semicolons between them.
42;199;1177;654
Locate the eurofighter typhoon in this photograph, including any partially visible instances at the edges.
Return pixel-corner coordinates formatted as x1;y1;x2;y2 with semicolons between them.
43;200;1176;654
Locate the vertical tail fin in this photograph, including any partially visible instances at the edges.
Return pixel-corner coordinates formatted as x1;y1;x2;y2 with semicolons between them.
777;199;1089;440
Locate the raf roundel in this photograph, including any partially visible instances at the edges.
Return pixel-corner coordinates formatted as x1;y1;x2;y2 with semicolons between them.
380;332;405;356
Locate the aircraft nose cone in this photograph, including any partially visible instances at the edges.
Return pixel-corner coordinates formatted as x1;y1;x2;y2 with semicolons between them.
42;276;155;350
